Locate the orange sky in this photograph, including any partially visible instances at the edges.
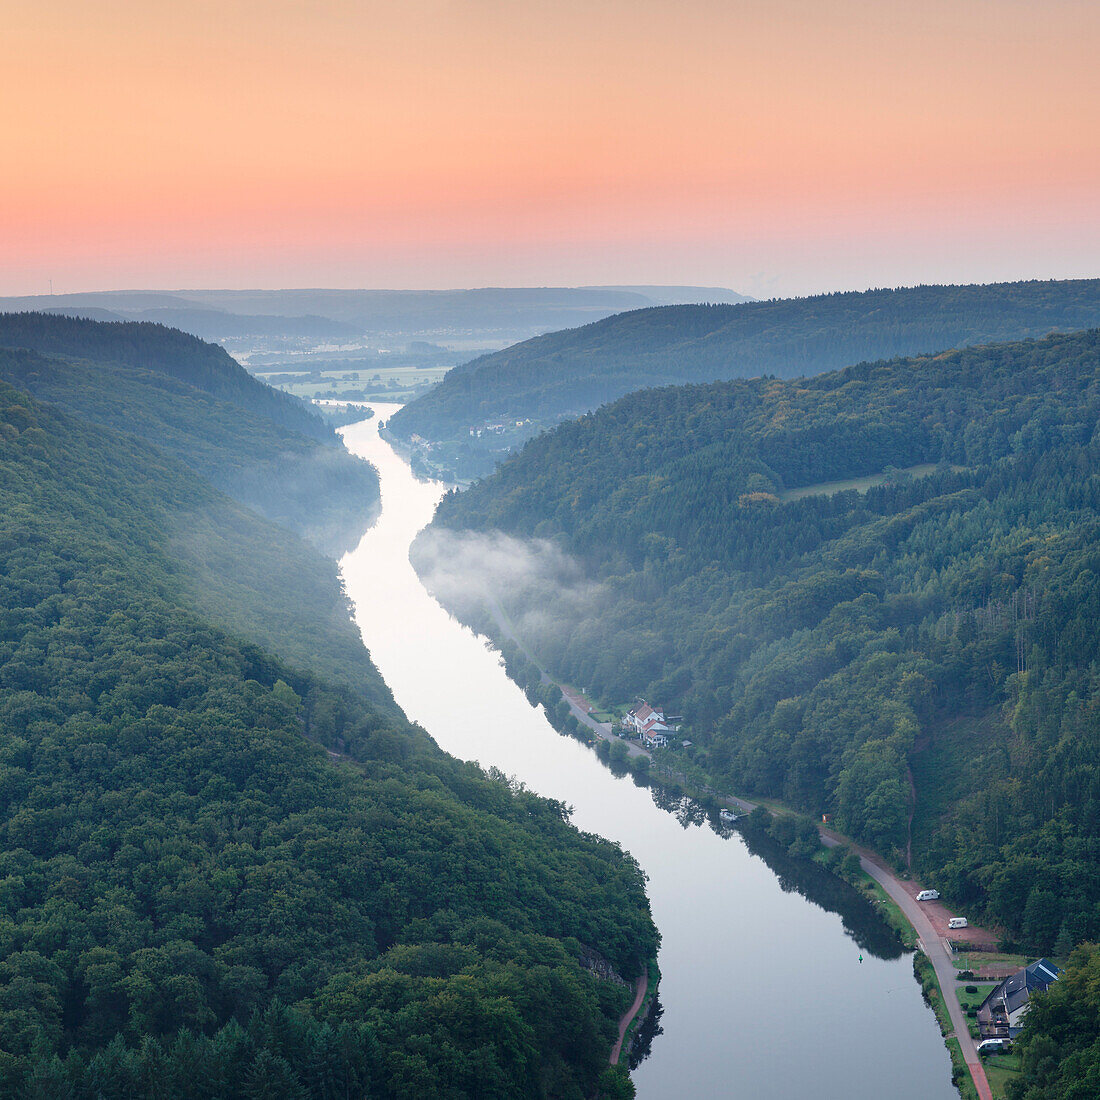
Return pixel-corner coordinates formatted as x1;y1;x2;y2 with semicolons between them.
3;0;1098;297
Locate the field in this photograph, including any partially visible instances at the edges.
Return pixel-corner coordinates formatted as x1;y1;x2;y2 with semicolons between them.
254;364;451;402
983;1053;1022;1098
952;951;1032;977
779;462;944;501
778;459;968;503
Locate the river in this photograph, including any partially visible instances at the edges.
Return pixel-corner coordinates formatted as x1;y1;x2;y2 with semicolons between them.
339;405;956;1100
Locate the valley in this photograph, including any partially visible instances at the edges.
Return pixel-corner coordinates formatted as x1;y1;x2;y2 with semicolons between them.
339;407;956;1100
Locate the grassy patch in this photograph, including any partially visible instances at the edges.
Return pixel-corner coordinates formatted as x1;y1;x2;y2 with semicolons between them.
952;951;1030;974
780;462;943;502
955;984;996;1011
955;983;994;1038
983;1053;1022;1099
946;1039;980;1100
850;871;918;949
591;711;615;723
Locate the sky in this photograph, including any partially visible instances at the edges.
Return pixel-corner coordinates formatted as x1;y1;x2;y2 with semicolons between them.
2;0;1098;299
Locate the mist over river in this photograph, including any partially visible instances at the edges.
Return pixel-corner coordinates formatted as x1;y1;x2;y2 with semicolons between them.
339;407;955;1099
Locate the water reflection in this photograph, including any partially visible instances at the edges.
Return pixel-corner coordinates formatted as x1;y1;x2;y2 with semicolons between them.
639;782;904;961
733;824;906;959
628;994;664;1072
339;409;956;1100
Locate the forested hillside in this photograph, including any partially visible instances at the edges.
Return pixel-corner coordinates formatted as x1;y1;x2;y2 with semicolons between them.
421;328;1100;954
389;279;1100;478
0;315;377;555
0;313;327;439
0;364;656;1095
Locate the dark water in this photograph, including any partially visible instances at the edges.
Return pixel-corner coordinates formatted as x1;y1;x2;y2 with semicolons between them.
340;409;955;1099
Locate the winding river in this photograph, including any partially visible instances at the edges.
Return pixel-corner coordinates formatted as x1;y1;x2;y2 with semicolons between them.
339;406;956;1099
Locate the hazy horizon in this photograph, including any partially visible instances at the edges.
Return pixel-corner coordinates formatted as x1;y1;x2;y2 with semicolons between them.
5;0;1097;301
4;274;1098;307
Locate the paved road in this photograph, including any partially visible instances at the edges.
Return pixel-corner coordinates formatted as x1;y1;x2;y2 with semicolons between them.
819;836;994;1100
560;688;651;757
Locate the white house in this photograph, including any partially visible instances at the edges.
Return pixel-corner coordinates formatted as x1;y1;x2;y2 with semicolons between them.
623;702;668;735
623;702;679;747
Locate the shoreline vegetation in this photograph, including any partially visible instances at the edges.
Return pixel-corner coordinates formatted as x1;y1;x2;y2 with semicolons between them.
613;960;659;1069
417;582;1000;1100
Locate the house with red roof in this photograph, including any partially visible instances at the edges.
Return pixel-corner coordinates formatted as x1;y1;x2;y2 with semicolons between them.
622;702;680;747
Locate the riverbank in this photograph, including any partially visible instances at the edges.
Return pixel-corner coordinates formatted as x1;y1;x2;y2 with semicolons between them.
611;960;657;1066
472;594;995;1100
341;412;959;1100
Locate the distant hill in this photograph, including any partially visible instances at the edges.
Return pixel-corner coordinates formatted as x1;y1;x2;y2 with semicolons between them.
0;286;751;345
40;305;129;322
419;327;1100;953
115;306;361;341
0;313;377;555
388;278;1100;478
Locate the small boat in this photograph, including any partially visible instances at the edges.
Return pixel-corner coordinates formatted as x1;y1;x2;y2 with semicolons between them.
719;808;742;823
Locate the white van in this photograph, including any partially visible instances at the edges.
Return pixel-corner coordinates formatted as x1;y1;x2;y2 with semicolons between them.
916;890;940;901
948;917;968;929
978;1039;1010;1056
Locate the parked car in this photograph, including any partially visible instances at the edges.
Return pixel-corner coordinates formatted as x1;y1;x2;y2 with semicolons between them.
916;890;940;901
948;917;968;929
977;1039;1011;1055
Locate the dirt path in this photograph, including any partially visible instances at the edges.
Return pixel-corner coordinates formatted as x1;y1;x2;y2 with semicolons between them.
610;968;649;1065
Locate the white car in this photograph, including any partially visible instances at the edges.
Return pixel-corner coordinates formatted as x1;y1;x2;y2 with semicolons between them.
916;889;940;901
948;917;968;929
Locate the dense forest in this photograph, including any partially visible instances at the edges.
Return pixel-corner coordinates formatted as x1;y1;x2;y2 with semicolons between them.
0;336;657;1096
389;279;1100;477
0;314;377;556
421;328;1100;956
1007;943;1100;1099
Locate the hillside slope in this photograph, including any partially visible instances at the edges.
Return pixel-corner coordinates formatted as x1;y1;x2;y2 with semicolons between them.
0;314;378;555
0;363;657;1095
419;328;1100;954
0;312;328;438
389;278;1100;478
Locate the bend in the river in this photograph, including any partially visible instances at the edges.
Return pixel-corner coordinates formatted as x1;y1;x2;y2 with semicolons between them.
339;406;956;1099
